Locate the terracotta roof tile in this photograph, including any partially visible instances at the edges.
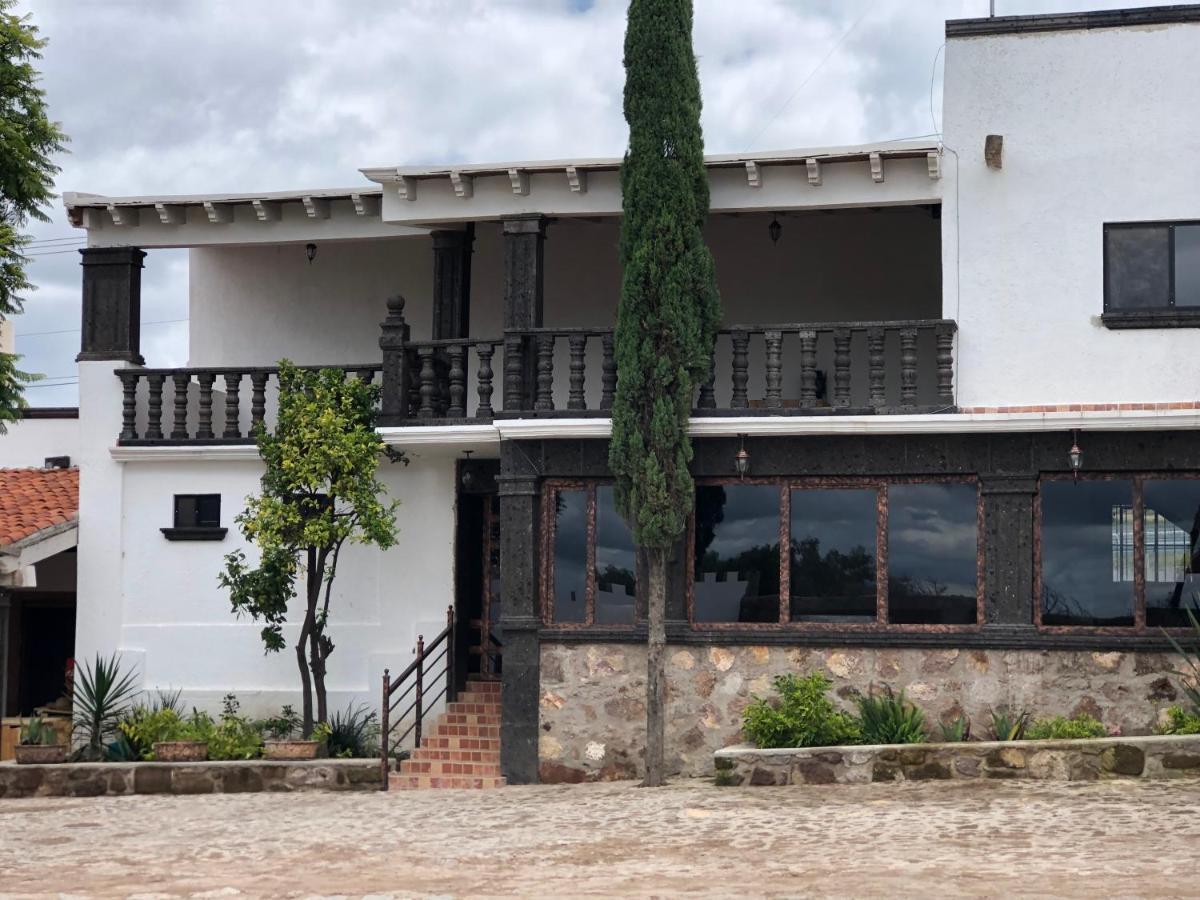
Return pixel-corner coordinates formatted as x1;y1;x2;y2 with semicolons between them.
0;467;79;548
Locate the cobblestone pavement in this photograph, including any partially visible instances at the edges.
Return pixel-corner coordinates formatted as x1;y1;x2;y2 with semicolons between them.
2;778;1199;898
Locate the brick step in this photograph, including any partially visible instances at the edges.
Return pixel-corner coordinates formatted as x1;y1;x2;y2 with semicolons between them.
389;773;507;790
453;692;502;705
400;759;503;777
463;680;501;695
441;712;501;726
430;723;500;740
446;701;502;716
420;735;501;752
410;746;499;763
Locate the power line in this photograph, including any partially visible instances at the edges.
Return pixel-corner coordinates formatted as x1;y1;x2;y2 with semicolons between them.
17;317;189;338
24;236;85;246
750;8;870;146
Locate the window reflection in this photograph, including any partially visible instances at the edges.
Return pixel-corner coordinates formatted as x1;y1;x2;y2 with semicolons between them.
887;483;978;625
790;488;877;621
1143;479;1200;628
552;489;587;623
595;486;636;625
693;484;781;623
1041;480;1135;626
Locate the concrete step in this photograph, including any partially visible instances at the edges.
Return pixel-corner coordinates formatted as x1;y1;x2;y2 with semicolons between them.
389;773;506;790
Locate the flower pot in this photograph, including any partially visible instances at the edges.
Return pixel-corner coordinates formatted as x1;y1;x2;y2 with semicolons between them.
14;744;67;765
263;739;324;761
153;741;208;762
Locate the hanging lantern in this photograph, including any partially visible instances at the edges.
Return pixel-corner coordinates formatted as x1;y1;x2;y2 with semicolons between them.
734;434;750;480
768;216;782;245
1069;430;1082;481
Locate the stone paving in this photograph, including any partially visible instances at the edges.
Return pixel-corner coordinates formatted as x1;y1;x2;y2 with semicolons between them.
1;778;1199;898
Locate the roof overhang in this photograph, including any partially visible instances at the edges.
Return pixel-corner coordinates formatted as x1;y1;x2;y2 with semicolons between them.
361;141;943;226
0;518;77;581
63;186;430;249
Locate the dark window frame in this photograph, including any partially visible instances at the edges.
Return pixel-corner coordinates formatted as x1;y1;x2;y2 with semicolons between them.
540;480;641;629
685;475;984;633
1102;220;1200;328
1034;472;1200;632
162;493;226;541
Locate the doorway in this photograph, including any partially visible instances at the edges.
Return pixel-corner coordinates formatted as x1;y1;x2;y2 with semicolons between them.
453;458;501;690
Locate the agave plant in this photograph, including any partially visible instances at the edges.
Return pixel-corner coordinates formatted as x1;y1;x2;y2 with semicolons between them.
856;686;926;745
327;703;381;758
18;716;60;747
1163;606;1200;715
73;653;140;760
938;714;971;742
989;707;1030;742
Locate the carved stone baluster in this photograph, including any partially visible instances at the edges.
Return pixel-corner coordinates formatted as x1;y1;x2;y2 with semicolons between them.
118;371;139;442
867;327;886;409
799;330;817;408
730;330;750;409
476;342;495;419
567;335;587;410
222;373;242;439
417;347;437;418
696;354;717;410
899;328;918;406
171;373;191;440
935;324;955;407
446;344;466;418
600;333;616;411
535;333;555;411
503;335;525;412
250;372;269;431
833;328;852;408
144;373;165;440
196;373;216;439
406;349;421;418
378;294;410;421
763;330;783;408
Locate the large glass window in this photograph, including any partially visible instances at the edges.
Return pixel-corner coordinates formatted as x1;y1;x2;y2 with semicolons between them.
693;484;781;623
1143;479;1200;628
1040;480;1136;626
550;488;588;623
594;486;637;625
887;483;979;625
789;488;877;622
1105;221;1200;313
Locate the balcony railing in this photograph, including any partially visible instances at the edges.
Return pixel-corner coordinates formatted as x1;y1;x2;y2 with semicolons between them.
113;303;957;444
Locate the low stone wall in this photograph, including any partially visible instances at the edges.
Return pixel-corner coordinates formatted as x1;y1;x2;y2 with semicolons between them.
713;734;1200;785
538;642;1187;781
0;758;381;799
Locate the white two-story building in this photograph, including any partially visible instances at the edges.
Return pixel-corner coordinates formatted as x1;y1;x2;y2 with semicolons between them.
3;4;1200;782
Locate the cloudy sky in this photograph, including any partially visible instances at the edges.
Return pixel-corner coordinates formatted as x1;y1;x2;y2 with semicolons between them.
12;0;1166;405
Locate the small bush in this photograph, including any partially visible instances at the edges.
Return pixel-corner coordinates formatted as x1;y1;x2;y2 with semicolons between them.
1157;705;1200;736
938;714;971;742
119;708;206;759
259;704;303;740
857;687;926;745
742;673;861;749
327;704;381;758
1026;714;1106;740
989;708;1030;741
195;695;263;761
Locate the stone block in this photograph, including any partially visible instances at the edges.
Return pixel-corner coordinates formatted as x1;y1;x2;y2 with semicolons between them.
133;765;172;794
1100;745;1145;776
1160;752;1200;770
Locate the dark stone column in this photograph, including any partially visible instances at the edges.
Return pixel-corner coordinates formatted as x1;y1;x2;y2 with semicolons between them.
498;440;542;784
980;475;1037;627
431;227;473;340
77;247;145;364
503;216;547;410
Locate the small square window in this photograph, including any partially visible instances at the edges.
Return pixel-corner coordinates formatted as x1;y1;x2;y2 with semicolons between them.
163;494;226;540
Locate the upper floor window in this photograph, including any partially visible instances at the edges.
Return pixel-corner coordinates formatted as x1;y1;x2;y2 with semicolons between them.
1104;221;1200;326
162;493;226;541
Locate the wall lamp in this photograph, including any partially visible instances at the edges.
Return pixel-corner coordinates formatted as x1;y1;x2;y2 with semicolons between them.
734;434;750;480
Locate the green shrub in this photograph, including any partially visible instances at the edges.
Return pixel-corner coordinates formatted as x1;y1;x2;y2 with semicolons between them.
118;708;206;759
327;704;380;758
194;695;263;761
1157;705;1200;736
18;716;59;746
938;714;971;742
259;704;303;740
1164;606;1200;715
1026;714;1106;740
856;687;926;745
741;673;861;749
989;708;1030;741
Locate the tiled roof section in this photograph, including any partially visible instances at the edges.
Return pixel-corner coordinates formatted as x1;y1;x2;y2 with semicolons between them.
0;468;79;548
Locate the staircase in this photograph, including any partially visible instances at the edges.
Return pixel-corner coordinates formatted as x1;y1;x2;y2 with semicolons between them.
389;679;505;790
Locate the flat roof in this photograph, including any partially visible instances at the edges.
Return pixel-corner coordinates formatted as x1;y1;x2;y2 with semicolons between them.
947;3;1200;38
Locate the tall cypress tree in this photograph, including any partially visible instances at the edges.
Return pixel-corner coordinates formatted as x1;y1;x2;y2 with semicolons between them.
610;0;720;787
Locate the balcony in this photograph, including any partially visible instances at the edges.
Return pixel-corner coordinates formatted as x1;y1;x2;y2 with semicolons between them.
112;311;957;445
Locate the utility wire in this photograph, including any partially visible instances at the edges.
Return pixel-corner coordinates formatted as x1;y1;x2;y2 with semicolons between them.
17;317;188;338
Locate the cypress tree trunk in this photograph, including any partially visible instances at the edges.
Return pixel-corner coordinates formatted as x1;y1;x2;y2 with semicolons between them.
610;0;720;788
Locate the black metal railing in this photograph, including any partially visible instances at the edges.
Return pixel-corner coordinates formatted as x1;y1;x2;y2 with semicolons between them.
379;605;455;791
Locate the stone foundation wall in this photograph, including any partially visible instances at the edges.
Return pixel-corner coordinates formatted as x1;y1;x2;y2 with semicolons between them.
537;642;1188;781
714;735;1200;785
0;759;382;799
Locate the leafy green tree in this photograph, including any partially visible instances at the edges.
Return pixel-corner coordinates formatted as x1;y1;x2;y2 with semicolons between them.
0;1;65;428
609;0;720;786
220;362;402;735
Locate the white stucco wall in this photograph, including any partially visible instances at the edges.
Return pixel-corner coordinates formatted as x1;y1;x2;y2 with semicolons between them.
943;21;1200;407
0;416;79;469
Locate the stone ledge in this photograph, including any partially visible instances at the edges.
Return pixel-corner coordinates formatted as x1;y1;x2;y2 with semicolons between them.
0;758;382;799
713;735;1200;786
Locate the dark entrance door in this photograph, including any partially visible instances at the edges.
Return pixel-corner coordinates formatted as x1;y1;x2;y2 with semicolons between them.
453;458;501;690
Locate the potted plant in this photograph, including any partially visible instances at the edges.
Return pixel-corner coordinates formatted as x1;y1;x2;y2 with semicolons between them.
120;706;209;761
14;716;68;765
262;705;329;760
